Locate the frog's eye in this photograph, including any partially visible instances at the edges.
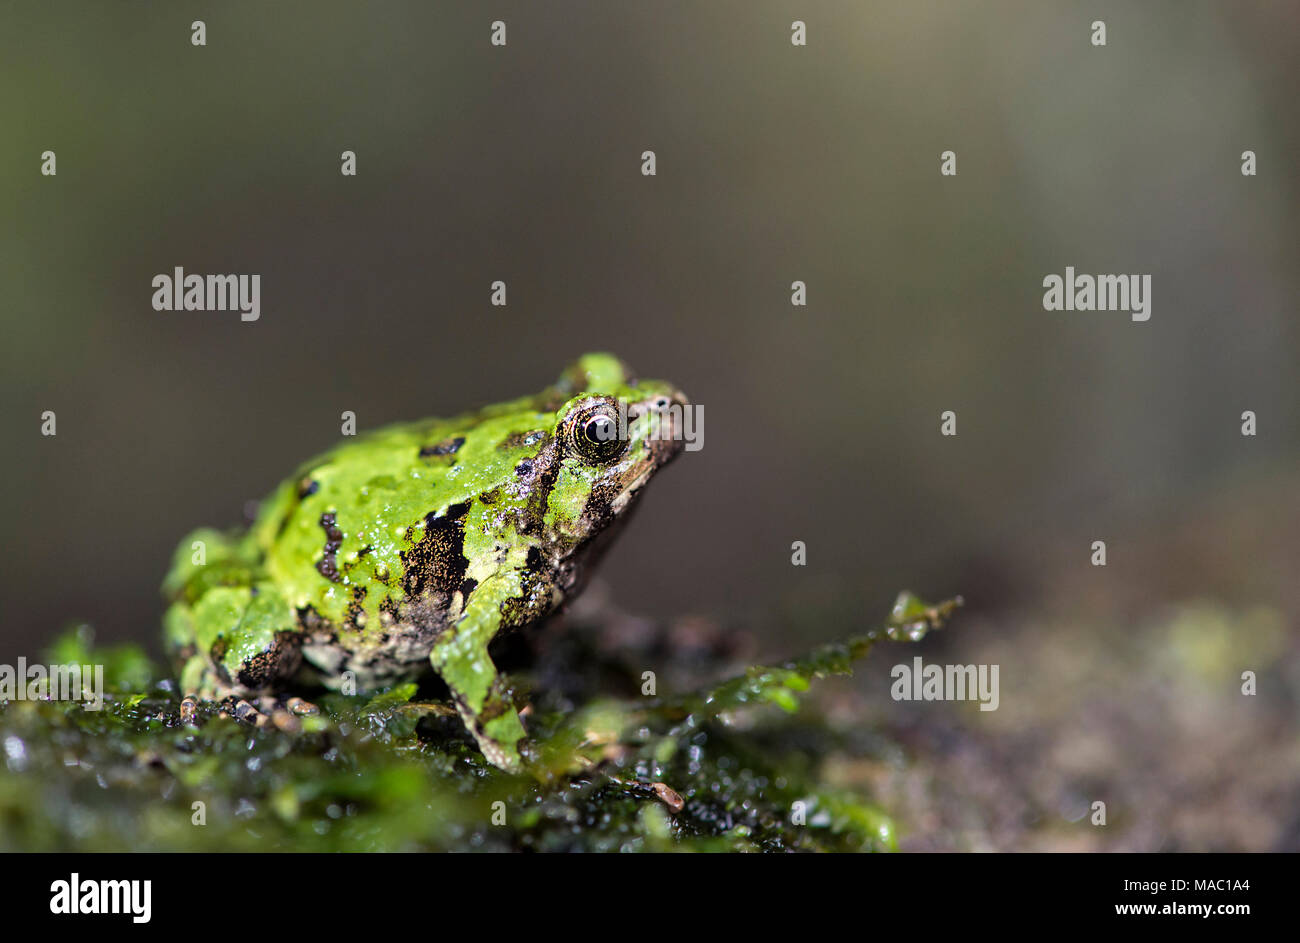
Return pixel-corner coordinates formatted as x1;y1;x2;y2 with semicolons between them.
569;403;626;464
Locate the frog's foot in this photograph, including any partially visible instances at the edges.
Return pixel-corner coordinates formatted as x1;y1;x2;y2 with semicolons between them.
182;692;316;732
284;696;320;716
218;695;273;728
176;677;266;727
449;685;528;774
240;694;320;732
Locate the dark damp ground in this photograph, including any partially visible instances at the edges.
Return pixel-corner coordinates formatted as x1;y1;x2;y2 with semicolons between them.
0;594;959;853
4;470;1298;855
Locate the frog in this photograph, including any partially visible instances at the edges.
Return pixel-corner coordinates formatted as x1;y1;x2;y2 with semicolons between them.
161;353;687;773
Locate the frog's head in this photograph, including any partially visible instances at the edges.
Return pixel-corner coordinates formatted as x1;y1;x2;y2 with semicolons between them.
539;353;688;548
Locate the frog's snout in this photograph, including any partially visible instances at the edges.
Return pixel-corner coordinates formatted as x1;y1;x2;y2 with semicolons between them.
636;387;691;464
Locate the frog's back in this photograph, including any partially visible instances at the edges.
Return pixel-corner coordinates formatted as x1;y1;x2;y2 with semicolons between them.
245;402;558;624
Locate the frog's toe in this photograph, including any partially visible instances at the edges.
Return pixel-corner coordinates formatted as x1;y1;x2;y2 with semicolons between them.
214;694;317;732
454;705;527;774
260;695;319;731
219;696;272;728
477;739;524;774
285;696;320;716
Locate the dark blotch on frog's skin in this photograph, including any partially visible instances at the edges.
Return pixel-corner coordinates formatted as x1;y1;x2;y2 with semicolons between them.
343;585;368;631
497;546;552;629
297;478;320;499
475;680;515;724
516;439;562;537
401;502;471;601
235;630;304;689
316;512;345;583
419;436;465;458
581;477;622;531
296;604;326;634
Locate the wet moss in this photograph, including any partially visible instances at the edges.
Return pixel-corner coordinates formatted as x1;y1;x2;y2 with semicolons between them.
0;594;959;852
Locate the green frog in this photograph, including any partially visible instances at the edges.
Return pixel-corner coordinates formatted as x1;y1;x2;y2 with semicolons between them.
162;353;687;772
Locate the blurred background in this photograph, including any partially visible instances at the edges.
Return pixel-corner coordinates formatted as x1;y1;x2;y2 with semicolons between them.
2;2;1297;849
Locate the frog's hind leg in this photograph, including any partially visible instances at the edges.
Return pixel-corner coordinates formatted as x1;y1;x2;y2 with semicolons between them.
166;581;305;727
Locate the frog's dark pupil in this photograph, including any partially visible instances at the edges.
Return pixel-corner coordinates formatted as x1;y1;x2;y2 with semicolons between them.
585;416;614;443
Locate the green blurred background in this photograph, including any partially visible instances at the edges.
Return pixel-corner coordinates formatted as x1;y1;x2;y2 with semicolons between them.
2;2;1296;699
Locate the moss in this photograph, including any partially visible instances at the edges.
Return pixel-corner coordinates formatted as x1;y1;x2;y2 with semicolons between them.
0;594;959;852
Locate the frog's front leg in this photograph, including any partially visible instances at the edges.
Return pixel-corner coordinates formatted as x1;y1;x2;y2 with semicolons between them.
430;572;540;773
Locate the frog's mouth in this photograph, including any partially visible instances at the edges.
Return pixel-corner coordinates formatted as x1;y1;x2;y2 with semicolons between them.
617;463;661;508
